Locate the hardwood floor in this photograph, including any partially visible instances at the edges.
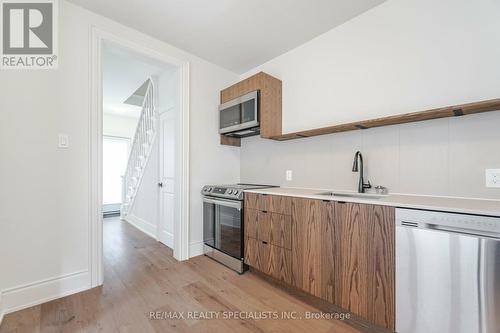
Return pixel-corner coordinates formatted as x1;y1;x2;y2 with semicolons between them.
0;217;364;333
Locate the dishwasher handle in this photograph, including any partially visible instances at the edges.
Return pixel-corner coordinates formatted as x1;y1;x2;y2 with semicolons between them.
399;220;500;240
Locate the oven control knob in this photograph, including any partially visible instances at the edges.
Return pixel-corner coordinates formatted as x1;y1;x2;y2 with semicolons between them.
228;190;233;194
234;191;239;196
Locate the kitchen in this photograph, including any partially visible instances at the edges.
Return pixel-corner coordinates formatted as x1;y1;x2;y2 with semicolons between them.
202;69;500;332
1;0;499;333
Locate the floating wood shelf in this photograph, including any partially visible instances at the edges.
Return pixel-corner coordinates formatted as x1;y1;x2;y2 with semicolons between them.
270;98;500;141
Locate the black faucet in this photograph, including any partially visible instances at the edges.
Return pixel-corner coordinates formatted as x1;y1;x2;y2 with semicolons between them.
352;151;371;193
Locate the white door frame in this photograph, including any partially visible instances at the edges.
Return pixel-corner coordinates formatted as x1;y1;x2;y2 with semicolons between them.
89;26;190;287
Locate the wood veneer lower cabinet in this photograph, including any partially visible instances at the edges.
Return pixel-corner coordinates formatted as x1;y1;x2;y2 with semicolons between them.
244;194;395;331
244;201;293;284
334;202;396;330
290;198;395;331
290;198;324;298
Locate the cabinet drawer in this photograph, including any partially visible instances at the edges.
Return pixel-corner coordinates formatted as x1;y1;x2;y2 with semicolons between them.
267;244;292;284
244;237;258;268
244;238;291;284
245;208;271;242
270;213;291;250
245;193;269;211
244;237;269;272
245;193;291;215
244;208;259;240
245;209;291;249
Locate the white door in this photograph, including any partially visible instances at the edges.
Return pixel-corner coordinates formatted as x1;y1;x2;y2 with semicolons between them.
158;110;175;248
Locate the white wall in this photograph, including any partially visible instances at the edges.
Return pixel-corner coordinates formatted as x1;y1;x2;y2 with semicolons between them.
243;0;500;132
0;0;239;314
240;0;500;200
103;113;138;139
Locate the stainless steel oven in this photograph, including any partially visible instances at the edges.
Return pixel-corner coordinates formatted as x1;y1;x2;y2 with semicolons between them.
202;184;275;273
203;196;244;272
219;90;259;137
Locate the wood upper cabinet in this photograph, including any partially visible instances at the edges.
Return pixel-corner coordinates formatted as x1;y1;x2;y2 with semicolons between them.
220;72;282;146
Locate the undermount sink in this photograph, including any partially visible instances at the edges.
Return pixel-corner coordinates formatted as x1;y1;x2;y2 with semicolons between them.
316;191;387;199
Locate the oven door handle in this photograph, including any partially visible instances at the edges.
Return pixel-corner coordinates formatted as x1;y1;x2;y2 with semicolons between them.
203;197;242;210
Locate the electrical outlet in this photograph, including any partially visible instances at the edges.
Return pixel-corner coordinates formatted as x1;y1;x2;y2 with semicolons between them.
286;170;293;181
486;169;500;188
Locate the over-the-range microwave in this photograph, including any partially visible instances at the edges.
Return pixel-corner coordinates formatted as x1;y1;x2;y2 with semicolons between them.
219;90;260;137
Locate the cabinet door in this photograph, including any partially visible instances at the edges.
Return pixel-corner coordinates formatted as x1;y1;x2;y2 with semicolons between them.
336;202;370;319
291;198;324;297
335;202;395;331
367;205;395;330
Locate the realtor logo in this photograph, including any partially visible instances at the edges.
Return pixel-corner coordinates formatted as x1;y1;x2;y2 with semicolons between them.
1;0;58;69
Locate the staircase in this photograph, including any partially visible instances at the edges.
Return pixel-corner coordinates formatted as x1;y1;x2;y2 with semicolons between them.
121;78;156;216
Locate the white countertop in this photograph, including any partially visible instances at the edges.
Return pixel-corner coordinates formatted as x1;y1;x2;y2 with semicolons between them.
244;187;500;217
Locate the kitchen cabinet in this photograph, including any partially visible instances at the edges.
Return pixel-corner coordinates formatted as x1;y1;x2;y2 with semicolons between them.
244;193;292;284
220;72;282;146
334;202;395;330
244;193;395;331
290;198;324;297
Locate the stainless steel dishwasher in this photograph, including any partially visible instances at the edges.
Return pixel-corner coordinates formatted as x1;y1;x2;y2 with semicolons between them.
396;208;500;333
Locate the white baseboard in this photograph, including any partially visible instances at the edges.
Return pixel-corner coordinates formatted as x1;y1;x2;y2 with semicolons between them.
159;230;174;248
189;240;205;258
123;214;157;240
0;294;4;326
1;270;90;315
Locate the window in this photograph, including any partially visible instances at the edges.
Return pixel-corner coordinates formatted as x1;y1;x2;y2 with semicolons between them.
103;136;131;205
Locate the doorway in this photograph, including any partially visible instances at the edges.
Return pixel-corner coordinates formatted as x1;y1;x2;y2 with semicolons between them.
102;136;130;216
90;28;190;287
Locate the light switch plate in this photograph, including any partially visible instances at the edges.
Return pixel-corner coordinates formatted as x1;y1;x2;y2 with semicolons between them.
485;169;500;188
286;170;293;181
58;134;69;148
